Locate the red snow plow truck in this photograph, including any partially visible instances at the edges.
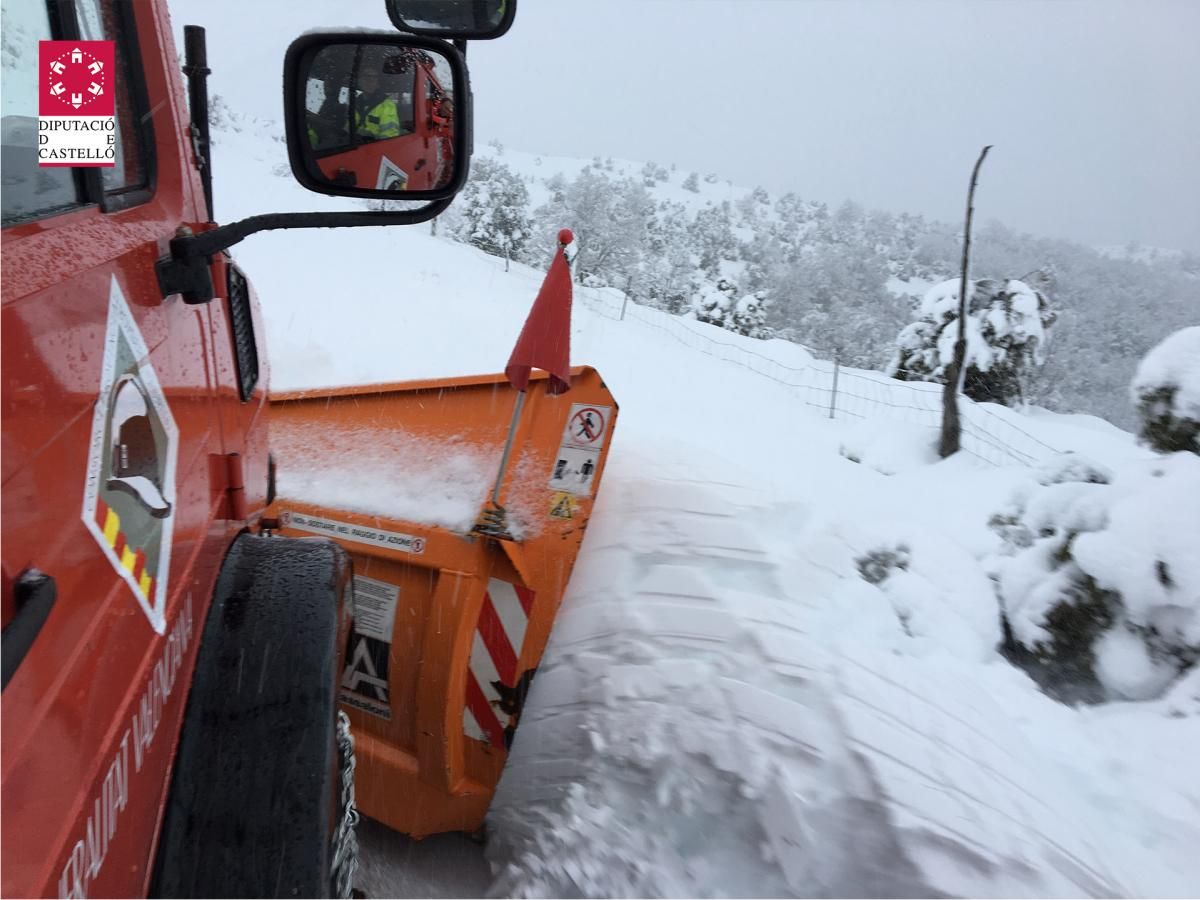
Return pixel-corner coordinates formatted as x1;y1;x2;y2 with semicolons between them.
1;1;615;896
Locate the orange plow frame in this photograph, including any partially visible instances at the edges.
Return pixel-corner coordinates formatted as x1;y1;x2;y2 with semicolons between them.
266;367;617;837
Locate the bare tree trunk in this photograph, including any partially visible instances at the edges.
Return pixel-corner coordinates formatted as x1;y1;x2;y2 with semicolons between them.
939;145;992;458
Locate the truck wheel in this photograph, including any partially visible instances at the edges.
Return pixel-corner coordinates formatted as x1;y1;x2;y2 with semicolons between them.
151;534;355;898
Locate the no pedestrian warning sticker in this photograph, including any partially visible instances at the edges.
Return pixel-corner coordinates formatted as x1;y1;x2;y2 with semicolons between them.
39;41;117;167
561;404;611;450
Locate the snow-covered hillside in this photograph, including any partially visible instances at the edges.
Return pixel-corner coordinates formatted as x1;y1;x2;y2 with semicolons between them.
206;104;1200;898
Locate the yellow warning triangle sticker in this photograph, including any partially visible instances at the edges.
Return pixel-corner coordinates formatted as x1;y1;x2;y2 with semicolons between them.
549;492;575;519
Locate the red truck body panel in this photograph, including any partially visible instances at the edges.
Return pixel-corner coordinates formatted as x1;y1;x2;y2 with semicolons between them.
1;2;270;896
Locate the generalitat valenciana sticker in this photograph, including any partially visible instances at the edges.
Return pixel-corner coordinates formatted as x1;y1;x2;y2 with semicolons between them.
82;276;179;634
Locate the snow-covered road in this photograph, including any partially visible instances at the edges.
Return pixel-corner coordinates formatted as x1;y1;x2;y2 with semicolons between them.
484;450;1197;897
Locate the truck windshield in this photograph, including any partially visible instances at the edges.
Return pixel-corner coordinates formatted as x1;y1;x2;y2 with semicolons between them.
0;1;81;224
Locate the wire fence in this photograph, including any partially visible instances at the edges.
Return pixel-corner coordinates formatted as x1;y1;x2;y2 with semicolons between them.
578;285;1065;468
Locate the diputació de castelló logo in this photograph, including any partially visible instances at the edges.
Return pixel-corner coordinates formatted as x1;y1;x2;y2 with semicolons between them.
38;40;117;167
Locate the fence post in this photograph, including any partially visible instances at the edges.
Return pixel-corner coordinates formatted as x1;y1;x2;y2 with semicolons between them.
620;273;633;320
829;352;840;419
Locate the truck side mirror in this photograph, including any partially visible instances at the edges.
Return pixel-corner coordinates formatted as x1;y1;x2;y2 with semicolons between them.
386;0;516;40
284;33;469;201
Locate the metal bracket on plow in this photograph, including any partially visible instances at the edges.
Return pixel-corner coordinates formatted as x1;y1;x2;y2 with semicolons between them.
473;504;514;540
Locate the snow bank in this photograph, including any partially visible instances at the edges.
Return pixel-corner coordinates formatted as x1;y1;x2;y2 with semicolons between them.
838;418;939;475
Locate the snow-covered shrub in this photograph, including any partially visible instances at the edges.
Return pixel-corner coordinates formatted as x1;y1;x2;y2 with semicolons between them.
689;279;736;328
993;452;1200;704
1131;325;1200;454
731;291;769;338
688;279;770;338
855;545;911;585
889;277;1057;406
1033;451;1113;487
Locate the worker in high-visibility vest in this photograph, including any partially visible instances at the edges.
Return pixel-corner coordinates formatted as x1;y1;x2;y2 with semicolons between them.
353;68;401;140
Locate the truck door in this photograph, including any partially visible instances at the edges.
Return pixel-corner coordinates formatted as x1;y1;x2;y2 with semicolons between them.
1;2;228;896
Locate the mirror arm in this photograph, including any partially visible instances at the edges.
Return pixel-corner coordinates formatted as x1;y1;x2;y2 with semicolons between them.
158;199;453;304
454;38;467;59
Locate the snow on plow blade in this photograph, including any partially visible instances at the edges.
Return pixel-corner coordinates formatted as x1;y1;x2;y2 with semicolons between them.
266;366;617;837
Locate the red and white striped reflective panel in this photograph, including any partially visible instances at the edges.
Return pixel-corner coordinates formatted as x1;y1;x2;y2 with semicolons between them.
462;579;535;748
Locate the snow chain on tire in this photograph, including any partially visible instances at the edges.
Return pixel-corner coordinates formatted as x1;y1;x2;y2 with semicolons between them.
331;710;360;899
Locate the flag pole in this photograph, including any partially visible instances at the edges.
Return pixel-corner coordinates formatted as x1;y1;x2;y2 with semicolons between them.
489;389;526;507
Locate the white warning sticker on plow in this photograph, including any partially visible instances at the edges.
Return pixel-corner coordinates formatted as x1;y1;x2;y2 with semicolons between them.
280;510;426;555
548;446;600;496
352;575;399;642
561;403;611;450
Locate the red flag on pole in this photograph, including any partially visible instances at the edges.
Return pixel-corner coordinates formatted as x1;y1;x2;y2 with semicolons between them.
505;229;574;396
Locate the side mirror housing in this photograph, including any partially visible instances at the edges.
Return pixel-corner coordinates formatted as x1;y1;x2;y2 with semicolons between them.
386;0;516;40
283;32;470;201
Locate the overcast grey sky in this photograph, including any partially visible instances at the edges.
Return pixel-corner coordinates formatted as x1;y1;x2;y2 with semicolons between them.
173;0;1200;252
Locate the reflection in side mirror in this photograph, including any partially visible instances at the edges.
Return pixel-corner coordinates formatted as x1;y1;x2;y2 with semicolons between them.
386;0;516;40
284;34;468;201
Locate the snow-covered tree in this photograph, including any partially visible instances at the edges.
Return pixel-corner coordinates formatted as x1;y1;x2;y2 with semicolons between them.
681;172;699;193
765;242;904;367
455;156;531;265
888;276;1057;406
640;200;695;313
533;167;653;286
689;202;737;278
1131;326;1200;454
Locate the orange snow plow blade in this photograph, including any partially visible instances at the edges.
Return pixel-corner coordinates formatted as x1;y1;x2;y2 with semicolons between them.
265;366;617;837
